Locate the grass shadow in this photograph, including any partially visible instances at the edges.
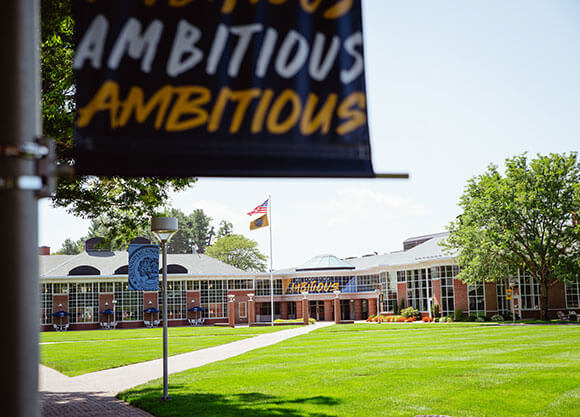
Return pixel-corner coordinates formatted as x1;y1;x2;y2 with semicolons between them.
119;386;339;417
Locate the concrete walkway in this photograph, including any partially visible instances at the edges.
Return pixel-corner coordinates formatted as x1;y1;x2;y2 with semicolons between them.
40;322;333;416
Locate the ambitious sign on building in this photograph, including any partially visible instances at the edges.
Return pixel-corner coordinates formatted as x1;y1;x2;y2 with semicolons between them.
283;276;357;295
73;0;373;178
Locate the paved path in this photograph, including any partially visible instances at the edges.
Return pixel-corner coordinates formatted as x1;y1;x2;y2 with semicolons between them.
40;322;333;416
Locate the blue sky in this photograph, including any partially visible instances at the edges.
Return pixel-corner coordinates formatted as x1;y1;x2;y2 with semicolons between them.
39;0;579;269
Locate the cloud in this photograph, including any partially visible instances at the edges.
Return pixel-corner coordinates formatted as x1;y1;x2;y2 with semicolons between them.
312;188;428;226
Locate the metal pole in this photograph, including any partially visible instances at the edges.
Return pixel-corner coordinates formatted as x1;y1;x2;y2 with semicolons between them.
162;240;170;400
269;195;274;326
0;1;41;416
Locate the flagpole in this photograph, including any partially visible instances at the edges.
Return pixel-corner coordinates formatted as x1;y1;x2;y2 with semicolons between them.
269;194;274;326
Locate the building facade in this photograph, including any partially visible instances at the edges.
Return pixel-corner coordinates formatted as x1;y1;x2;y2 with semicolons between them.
39;233;579;331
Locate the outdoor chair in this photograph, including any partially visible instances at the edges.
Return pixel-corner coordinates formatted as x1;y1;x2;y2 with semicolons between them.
557;311;568;321
153;319;160;327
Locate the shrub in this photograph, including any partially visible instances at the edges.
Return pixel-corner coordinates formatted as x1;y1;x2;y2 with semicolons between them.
475;316;485;322
431;303;440;318
491;314;504;322
453;309;464;321
401;306;420;319
444;316;453;322
422;317;433;323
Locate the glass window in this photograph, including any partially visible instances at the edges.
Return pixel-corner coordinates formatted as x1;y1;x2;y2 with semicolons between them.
69;282;99;323
228;280;254;290
99;282;113;293
186;280;200;291
40;283;53;325
496;280;510;314
255;279;282;296
114;282;144;322
566;282;580;308
406;268;432;312
162;280;186;320
239;302;247;318
518;270;539;310
380;271;397;313
468;283;485;315
356;275;379;292
53;283;68;294
397;271;406;283
201;280;228;318
436;265;458;316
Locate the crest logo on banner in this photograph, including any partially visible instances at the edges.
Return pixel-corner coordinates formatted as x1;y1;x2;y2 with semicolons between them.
128;244;159;291
73;0;373;178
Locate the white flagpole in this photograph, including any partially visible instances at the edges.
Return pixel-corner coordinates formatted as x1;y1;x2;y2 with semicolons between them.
269;195;274;326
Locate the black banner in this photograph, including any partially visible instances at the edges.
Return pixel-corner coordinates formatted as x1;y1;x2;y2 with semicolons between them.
73;0;373;177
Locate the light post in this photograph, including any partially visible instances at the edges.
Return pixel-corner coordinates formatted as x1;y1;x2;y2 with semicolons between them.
301;291;309;325
376;289;381;324
333;290;341;323
151;216;178;401
112;299;117;328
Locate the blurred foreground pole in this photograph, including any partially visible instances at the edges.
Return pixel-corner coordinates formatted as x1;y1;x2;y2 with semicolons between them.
0;1;41;416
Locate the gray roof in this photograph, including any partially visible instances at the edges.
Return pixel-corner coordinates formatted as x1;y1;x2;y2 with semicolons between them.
402;232;449;244
271;232;455;276
296;254;355;271
40;251;248;278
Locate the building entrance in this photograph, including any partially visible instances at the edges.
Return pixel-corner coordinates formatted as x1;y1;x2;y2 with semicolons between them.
309;300;325;321
340;300;352;321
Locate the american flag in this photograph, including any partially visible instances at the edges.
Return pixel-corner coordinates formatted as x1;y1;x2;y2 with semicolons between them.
247;199;269;216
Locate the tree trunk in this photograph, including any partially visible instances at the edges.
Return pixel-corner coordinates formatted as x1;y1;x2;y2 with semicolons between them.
539;281;549;321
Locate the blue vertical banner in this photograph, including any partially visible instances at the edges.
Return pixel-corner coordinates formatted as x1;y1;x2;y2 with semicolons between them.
73;0;374;178
128;244;159;291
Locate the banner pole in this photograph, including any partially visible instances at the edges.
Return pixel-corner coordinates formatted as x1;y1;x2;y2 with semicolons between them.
269;195;274;326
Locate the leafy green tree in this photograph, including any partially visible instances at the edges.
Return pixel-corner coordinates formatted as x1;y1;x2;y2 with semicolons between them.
165;209;196;254
190;209;213;254
54;238;84;255
41;0;195;246
206;234;267;272
443;153;580;320
217;220;234;238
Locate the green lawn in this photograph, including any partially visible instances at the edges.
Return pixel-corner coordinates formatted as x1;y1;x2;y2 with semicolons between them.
40;325;299;376
119;323;580;417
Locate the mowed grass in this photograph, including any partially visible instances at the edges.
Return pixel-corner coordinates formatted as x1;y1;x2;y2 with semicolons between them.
119;323;580;417
40;325;299;376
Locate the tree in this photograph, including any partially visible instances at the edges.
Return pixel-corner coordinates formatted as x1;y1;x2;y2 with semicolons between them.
165;209;203;254
190;209;213;254
54;238;84;255
206;234;268;272
443;153;580;320
41;0;196;246
217;220;234;238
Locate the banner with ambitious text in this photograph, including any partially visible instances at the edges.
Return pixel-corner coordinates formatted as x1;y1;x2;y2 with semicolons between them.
73;0;373;177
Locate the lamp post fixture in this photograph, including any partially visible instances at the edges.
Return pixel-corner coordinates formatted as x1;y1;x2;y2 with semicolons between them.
151;216;178;401
376;289;381;324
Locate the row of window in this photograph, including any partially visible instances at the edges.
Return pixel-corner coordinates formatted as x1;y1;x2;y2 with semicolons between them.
39;271;580;324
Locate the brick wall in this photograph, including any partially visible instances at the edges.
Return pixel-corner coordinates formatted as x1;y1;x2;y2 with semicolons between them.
397;283;407;308
453;280;468;313
484;282;498;314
